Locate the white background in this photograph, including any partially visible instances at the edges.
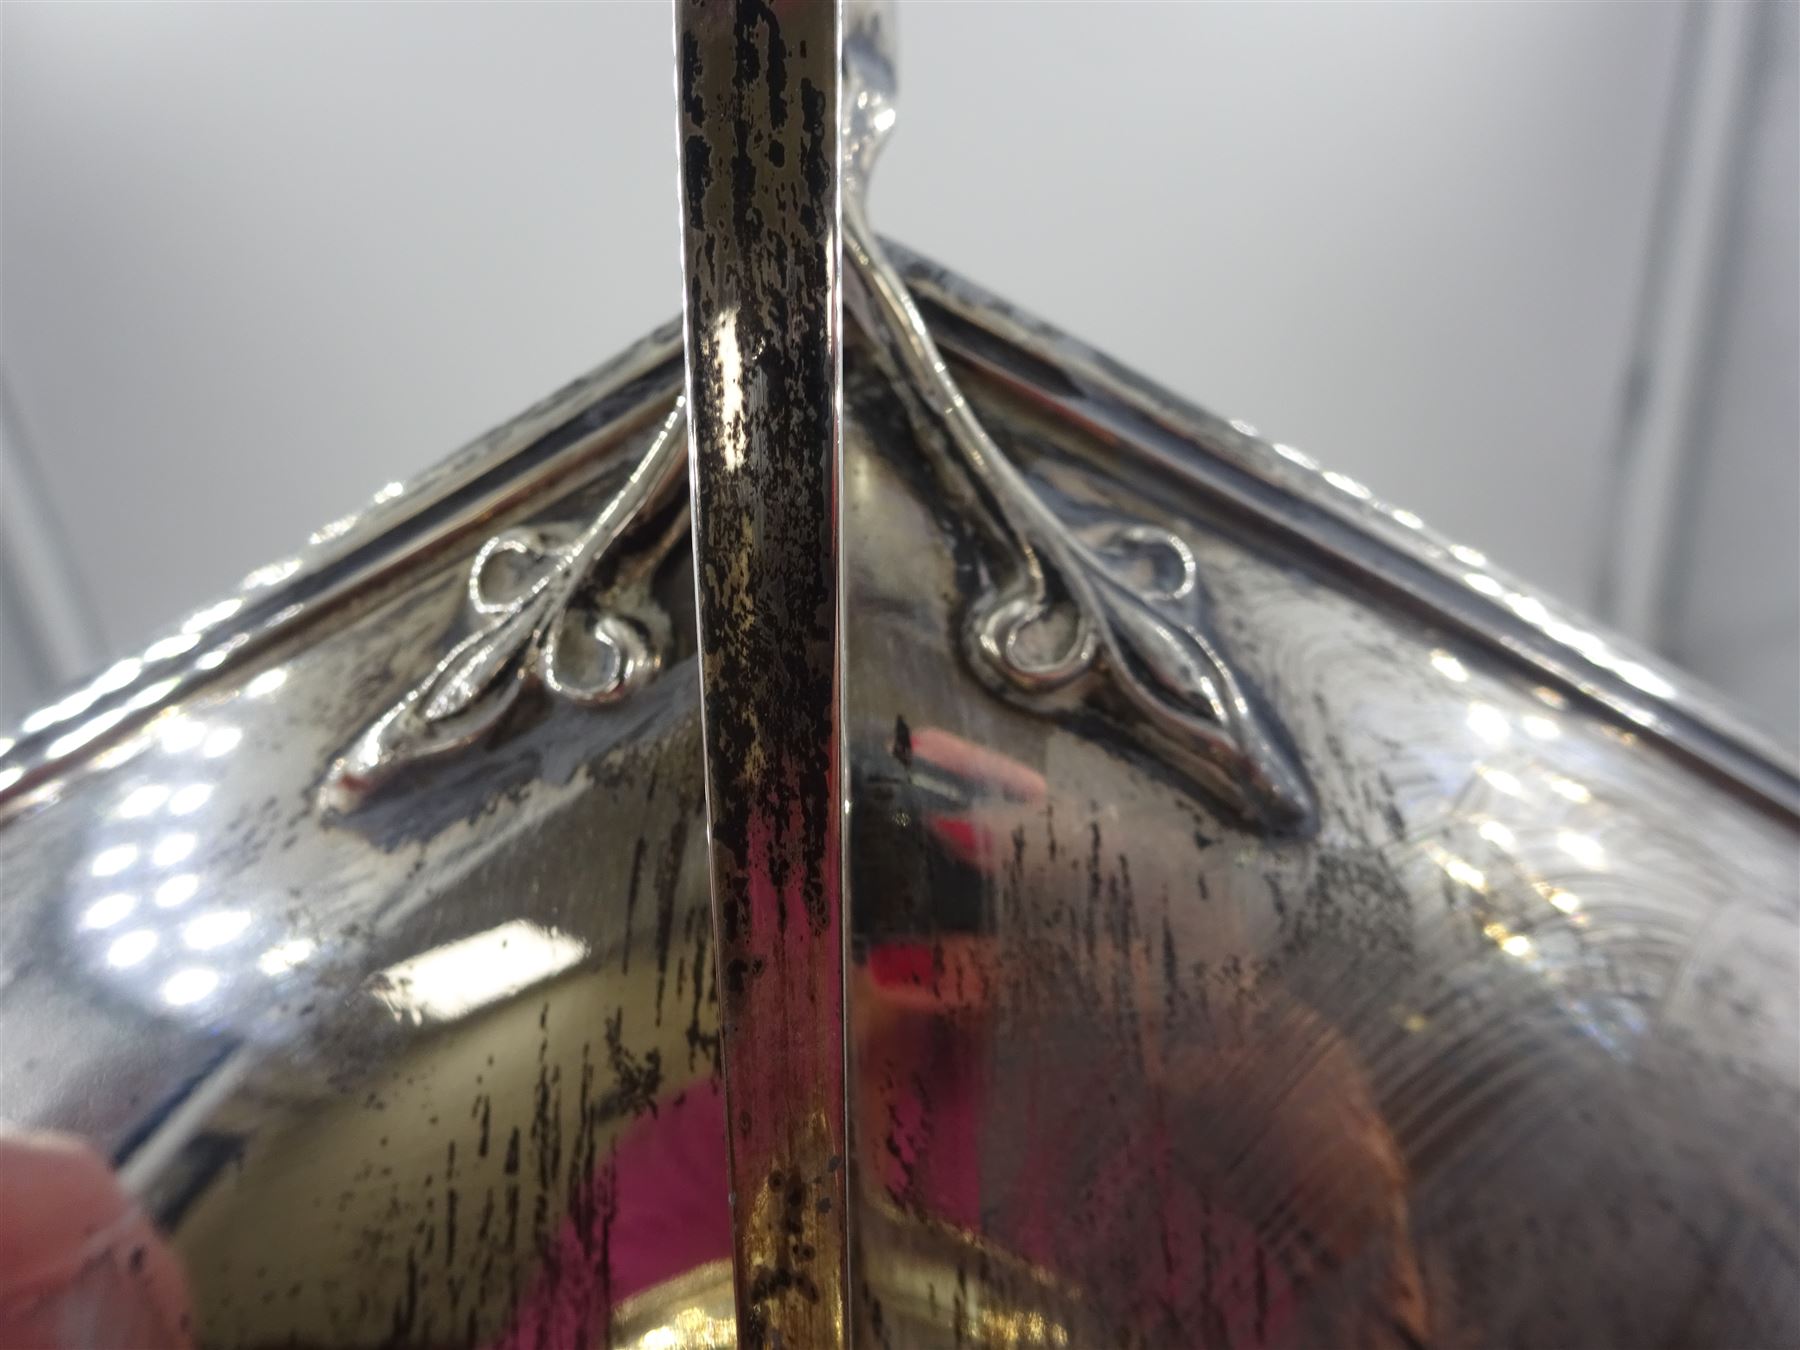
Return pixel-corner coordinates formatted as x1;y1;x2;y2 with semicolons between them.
3;2;1795;746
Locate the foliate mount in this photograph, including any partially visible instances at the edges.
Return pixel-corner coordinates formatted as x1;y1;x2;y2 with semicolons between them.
322;246;1310;831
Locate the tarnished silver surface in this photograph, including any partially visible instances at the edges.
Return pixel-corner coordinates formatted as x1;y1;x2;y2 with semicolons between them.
1;8;1796;1347
676;0;850;1342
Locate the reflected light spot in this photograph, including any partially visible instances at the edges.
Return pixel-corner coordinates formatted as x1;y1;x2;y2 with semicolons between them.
196;635;248;671
1451;544;1488;567
1506;593;1551;626
1428;843;1486;891
168;783;212;815
108;929;158;968
0;737;12;757
91;844;138;878
182;598;242;634
1478;819;1517;850
1402;1012;1428;1033
125;678;180;712
373;481;405;503
1391;508;1424;530
118;784;171;819
1546;888;1582;915
1558;831;1606;869
202;727;242;758
715;312;746;472
374;921;586;1023
92;658;143;696
83;893;137;930
144;631;202;663
1501;934;1534;959
244;669;287;699
22;690;94;735
1430;650;1470;683
1521;713;1561;741
1549;775;1592;804
0;767;21;793
1323;470;1373;500
155;874;201;909
48;707;129;759
243;557;301;589
1464;572;1505;598
311;515;357;545
162;967;219;1007
1272;442;1318;470
259;938;317;977
1478;766;1524;797
160;718;207;754
1615;660;1676;699
1467;703;1510;744
92;734;151;771
152;833;197;868
184;910;251;950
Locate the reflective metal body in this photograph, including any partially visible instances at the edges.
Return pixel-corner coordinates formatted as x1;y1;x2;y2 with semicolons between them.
2;7;1797;1346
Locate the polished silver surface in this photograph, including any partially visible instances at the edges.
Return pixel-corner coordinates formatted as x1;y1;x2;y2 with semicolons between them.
0;9;1796;1347
322;404;688;812
842;8;1307;833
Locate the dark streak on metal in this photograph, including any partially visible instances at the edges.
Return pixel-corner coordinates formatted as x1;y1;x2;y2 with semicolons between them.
676;0;848;1346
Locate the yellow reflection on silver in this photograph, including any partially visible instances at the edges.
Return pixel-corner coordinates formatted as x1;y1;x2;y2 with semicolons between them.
1425;842;1487;892
1538;884;1582;915
372;920;587;1024
633;1309;737;1350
